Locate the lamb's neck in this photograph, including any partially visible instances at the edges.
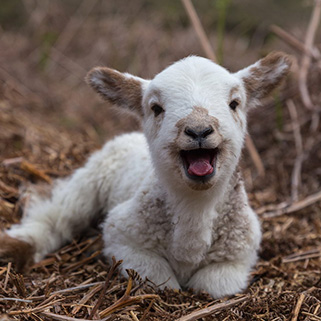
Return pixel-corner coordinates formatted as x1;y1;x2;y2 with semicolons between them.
166;182;228;265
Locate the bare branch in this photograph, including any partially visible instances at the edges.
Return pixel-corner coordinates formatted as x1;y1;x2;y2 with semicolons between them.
177;295;249;321
181;0;217;62
270;25;321;60
287;100;303;202
261;190;321;219
291;293;306;321
298;0;321;110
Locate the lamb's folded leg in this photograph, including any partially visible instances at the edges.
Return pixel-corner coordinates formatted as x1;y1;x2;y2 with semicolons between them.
187;259;254;298
1;149;109;271
102;207;181;290
103;242;181;290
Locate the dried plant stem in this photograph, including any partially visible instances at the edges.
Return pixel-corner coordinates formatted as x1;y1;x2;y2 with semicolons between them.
0;297;33;303
291;293;306;321
287;100;303;202
0;66;40;101
41;312;109;321
52;0;99;54
245;136;265;177
181;0;217;62
20;160;52;184
261;190;321;219
270;25;321;59
8;298;65;315
88;257;122;319
298;0;321;110
130;310;140;321
177;295;249;321
283;248;321;263
4;262;11;290
71;284;103;315
50;47;88;80
98;276;158;318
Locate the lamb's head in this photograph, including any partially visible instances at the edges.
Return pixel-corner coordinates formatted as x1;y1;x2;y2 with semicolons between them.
87;52;291;191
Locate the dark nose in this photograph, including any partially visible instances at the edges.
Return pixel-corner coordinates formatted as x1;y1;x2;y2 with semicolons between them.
184;126;214;140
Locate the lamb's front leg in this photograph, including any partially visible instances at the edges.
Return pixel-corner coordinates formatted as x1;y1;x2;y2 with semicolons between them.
187;259;254;298
104;242;181;290
102;198;181;290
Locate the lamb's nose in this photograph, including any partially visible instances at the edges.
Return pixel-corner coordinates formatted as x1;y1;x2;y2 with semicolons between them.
184;126;214;140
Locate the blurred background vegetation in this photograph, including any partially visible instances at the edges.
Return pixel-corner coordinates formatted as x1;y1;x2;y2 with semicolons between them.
0;0;316;141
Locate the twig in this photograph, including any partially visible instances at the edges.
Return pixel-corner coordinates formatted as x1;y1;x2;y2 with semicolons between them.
50;47;87;81
287;100;303;202
261;190;321;219
301;311;321;320
88;257;122;319
48;0;99;72
283;248;321;263
20;160;52;184
140;299;156;321
71;284;103;315
4;262;12;290
245;135;265;177
181;0;265;177
98;276;159;318
270;25;321;60
298;0;321;110
0;65;40;101
0;297;32;303
130;311;140;321
2;157;24;166
0;181;19;197
8;298;65;315
291;293;306;321
40;312;109;321
62;250;101;273
176;295;249;321
180;0;217;62
27;281;106;301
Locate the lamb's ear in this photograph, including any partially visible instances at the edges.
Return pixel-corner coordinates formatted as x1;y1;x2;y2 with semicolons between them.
235;52;292;108
86;67;150;117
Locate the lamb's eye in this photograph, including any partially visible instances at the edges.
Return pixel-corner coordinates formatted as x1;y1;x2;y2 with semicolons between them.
229;100;239;111
151;104;164;117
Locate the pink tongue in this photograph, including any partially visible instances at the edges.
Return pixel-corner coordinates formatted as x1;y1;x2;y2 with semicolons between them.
187;154;213;177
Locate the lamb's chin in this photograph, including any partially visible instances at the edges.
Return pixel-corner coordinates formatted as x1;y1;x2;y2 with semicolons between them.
180;170;217;191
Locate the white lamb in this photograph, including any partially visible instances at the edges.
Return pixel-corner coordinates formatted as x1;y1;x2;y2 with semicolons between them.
0;52;291;298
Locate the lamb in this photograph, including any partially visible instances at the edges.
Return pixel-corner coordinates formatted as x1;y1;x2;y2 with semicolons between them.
0;52;291;298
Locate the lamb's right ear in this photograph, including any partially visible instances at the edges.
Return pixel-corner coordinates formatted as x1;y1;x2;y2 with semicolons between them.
235;52;292;108
86;67;150;117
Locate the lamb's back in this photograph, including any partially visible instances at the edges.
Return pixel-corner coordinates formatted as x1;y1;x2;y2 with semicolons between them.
95;132;153;211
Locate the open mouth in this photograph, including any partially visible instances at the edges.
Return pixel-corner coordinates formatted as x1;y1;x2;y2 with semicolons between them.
180;148;219;181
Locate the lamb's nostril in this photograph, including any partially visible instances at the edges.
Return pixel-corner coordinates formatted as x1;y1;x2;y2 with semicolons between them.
184;127;198;139
200;127;214;138
184;127;214;140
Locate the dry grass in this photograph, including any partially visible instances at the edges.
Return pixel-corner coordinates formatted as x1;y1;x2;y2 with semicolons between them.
1;1;321;320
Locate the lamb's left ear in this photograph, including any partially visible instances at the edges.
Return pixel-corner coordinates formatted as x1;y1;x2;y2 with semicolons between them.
86;67;150;117
235;52;292;107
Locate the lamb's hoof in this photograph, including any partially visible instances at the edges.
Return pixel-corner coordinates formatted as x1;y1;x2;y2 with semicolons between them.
0;232;35;273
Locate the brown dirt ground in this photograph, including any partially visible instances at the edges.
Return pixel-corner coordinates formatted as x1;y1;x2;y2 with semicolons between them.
0;1;321;320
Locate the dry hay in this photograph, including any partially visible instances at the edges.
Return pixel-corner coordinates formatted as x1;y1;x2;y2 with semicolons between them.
0;2;321;320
